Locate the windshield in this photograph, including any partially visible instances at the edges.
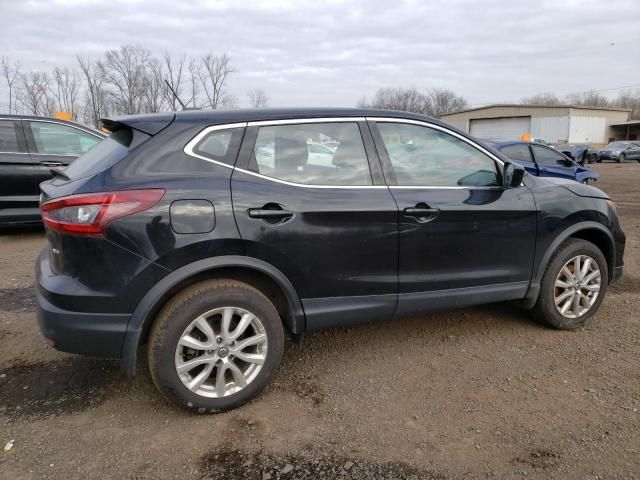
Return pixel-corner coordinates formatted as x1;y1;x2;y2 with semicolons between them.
62;129;132;180
606;142;628;149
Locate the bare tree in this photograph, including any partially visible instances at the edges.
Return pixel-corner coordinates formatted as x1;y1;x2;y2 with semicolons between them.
17;71;54;116
102;45;151;114
187;58;203;109
163;53;186;111
567;90;610;108
199;52;234;109
358;87;429;114
247;88;269;108
521;92;562;105
426;88;468;117
613;89;640;120
77;56;110;127
50;66;81;119
143;58;167;113
1;56;21;113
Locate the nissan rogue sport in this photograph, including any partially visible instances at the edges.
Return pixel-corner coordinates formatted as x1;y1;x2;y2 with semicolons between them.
36;108;625;412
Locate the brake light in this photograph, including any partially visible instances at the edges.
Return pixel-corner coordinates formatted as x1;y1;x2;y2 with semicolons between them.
41;189;165;236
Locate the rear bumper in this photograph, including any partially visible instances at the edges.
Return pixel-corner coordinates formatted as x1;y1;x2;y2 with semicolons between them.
36;290;129;358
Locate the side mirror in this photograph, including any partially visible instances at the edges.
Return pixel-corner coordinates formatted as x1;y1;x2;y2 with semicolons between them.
503;162;525;187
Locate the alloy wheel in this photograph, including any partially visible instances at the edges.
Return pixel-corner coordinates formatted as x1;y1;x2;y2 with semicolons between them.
174;306;268;398
554;255;601;319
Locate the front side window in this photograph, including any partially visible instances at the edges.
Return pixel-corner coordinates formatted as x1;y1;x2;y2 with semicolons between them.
250;122;372;186
377;123;499;187
499;144;532;163
531;145;569;165
0;120;20;153
28;121;100;155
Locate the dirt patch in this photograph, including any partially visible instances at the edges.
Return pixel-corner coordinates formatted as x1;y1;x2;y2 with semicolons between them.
287;374;325;405
199;448;446;480
513;449;561;471
0;357;124;420
0;286;36;312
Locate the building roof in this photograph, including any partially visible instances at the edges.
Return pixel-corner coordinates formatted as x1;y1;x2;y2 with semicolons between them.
442;103;631;117
610;120;640;127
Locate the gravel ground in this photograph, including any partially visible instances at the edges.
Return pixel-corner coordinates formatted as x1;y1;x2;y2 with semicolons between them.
0;162;638;479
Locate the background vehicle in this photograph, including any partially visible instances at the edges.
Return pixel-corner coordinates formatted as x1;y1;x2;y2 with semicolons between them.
0;115;105;225
555;143;599;164
36;108;624;412
598;141;640;163
484;140;599;183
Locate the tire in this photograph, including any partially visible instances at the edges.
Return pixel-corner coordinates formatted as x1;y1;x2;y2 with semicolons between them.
618;153;625;163
531;238;608;330
148;279;284;412
591;153;598;164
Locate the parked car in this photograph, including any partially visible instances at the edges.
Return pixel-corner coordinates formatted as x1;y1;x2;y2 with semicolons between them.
36;108;625;412
597;141;640;163
555;143;599;165
0;115;105;225
483;140;599;184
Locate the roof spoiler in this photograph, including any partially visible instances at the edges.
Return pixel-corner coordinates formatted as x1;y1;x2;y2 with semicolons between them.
100;112;175;136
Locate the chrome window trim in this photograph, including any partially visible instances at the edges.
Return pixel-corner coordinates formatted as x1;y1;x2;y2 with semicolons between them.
183;116;507;190
183;118;385;189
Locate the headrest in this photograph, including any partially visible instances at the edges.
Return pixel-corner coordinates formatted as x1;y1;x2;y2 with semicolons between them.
332;140;366;168
274;134;308;170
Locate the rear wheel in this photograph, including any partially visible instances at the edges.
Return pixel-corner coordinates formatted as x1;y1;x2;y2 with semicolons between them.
148;279;284;412
531;239;608;329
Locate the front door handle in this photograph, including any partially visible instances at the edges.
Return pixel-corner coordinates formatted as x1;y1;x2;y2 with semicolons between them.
40;161;65;167
403;204;440;223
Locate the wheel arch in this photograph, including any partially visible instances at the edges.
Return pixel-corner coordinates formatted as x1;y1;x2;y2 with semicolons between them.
121;256;305;376
522;221;615;308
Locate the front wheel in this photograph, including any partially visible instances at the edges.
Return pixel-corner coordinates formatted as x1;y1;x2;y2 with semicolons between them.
531;239;608;329
148;279;284;412
618;153;625;163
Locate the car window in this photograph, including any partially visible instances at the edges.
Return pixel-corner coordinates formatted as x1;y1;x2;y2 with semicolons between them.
250;122;372;186
0;120;20;153
499;144;532;163
531;145;568;165
192;127;244;166
377;122;499;187
28;121;100;155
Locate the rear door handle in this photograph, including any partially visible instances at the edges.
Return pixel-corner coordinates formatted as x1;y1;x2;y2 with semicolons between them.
248;209;293;219
40;161;65;167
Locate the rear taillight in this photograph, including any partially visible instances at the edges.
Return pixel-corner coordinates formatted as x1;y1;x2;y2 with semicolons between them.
41;189;165;236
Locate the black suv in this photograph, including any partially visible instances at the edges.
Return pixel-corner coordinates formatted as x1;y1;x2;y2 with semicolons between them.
0;115;105;225
36;109;625;412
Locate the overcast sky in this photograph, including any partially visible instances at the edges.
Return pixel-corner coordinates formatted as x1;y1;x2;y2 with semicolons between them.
1;0;639;109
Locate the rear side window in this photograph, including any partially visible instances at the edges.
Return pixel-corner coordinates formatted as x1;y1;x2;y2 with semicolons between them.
250;122;372;186
28;121;101;155
499;144;532;163
192;127;244;166
0;120;20;153
62;129;129;180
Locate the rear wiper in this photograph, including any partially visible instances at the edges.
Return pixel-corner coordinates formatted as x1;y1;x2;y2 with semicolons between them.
50;167;70;181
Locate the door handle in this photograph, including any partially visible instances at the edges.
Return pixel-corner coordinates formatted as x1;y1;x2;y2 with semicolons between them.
403;204;440;223
40;161;65;167
247;203;294;223
248;209;293;219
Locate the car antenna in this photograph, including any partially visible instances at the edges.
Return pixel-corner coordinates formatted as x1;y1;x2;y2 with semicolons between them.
164;80;187;110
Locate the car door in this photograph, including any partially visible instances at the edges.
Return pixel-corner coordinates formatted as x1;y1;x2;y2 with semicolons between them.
23;120;102;187
369;118;537;317
230;118;398;331
530;144;577;180
627;142;640;161
0;118;41;222
497;143;539;175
